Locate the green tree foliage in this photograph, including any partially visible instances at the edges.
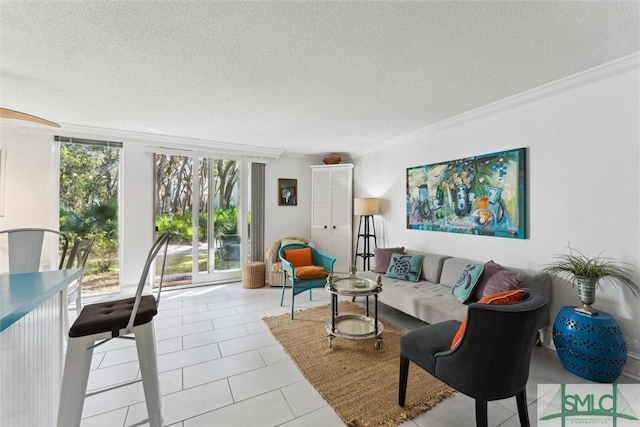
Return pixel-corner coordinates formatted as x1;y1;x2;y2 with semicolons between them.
155;155;195;215
154;155;241;244
214;159;238;209
60;143;119;212
155;155;239;214
60;143;120;273
155;208;238;243
213;208;238;236
61;147;244;273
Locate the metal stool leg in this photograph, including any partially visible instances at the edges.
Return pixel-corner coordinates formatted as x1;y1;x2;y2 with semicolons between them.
135;322;162;427
57;335;94;426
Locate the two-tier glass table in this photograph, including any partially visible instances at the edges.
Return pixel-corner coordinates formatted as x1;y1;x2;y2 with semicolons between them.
325;273;384;349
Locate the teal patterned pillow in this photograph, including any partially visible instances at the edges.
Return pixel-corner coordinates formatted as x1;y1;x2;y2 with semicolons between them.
452;263;485;303
385;254;423;282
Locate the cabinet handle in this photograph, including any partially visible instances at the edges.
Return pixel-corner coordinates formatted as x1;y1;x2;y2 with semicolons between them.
324;225;327;229
332;226;336;229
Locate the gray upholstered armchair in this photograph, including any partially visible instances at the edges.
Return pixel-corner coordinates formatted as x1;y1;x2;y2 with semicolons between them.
264;237;315;286
399;288;548;427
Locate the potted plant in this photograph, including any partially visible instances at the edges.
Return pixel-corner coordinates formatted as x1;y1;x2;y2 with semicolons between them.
543;246;640;315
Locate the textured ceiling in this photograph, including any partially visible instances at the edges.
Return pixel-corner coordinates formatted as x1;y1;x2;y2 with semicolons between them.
1;1;638;157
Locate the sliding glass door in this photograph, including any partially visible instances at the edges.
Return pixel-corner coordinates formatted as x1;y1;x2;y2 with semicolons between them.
154;153;247;287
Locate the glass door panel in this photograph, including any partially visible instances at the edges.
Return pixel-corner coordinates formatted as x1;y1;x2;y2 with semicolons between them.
154;154;194;287
59;141;121;297
154;154;243;288
192;158;243;283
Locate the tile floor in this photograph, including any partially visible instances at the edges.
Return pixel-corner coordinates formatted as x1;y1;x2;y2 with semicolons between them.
74;282;637;427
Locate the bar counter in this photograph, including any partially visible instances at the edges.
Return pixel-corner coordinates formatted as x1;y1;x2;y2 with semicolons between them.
0;269;82;426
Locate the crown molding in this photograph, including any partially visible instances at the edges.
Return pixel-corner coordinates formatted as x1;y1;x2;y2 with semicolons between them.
352;52;640;159
4;122;285;160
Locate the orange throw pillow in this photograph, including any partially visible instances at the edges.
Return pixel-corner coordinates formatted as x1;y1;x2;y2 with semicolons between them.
450;289;524;349
294;266;330;280
284;247;312;267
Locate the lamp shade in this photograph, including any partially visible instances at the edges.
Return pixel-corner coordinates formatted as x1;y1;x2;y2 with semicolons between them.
354;198;380;216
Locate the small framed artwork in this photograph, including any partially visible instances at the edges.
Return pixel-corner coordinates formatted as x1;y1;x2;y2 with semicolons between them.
278;178;297;206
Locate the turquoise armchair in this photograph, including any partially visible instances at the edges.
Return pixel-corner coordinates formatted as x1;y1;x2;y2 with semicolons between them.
278;243;336;319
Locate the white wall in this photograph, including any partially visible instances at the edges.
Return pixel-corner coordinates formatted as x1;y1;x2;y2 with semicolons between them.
354;68;640;378
0;129;56;230
0;129;59;271
264;156;318;249
119;145;155;288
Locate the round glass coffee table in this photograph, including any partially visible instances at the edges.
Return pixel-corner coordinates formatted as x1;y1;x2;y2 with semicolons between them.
325;274;384;349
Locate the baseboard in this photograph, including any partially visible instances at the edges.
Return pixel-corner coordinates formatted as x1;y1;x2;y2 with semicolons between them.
623;352;640;381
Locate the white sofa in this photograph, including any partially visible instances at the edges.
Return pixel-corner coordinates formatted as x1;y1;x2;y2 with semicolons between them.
358;250;551;329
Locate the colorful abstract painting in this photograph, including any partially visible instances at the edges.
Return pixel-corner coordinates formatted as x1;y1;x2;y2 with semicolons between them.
406;148;526;238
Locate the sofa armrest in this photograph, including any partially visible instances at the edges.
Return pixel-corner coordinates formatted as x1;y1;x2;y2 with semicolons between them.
265;237;316;285
265;241;281;264
264;241;282;286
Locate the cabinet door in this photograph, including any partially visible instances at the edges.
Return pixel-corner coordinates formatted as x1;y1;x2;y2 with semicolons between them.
311;165;353;272
311;169;330;253
328;168;352;270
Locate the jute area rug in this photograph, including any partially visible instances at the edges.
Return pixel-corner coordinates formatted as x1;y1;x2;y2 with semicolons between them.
263;301;455;427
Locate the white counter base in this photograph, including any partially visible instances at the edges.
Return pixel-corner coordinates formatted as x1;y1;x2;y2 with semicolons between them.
1;292;63;426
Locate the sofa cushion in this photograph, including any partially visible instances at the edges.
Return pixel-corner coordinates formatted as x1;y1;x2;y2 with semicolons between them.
284;247;312;267
450;289;525;348
406;251;451;283
372;247;405;273
439;257;479;288
363;272;467;324
473;260;524;299
385;254;423;282
452;263;485;303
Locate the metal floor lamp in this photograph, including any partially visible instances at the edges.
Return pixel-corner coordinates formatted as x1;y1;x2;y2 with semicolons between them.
354;198;380;271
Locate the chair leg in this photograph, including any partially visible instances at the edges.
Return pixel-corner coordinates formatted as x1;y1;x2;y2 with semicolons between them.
75;281;83;314
280;277;287;307
398;355;410;407
290;283;296;319
135;322;163;427
475;399;488;427
516;390;530;427
57;335;94;426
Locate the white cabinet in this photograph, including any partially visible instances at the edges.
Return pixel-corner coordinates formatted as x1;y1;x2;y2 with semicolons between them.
310;164;353;272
